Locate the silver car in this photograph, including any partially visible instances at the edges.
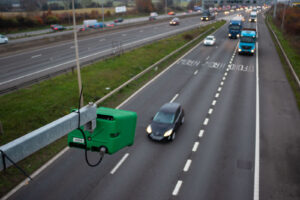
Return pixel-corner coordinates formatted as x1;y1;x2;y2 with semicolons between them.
204;35;216;46
0;34;8;44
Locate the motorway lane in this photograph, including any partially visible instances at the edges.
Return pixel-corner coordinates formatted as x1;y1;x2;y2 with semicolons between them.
0;12;238;92
7;17;254;200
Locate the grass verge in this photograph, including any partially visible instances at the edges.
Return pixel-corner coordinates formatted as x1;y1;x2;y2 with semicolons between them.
265;15;300;109
0;20;225;197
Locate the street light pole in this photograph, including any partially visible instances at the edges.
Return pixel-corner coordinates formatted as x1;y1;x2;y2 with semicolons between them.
281;0;288;30
72;0;84;107
273;0;277;18
165;0;167;15
102;0;104;23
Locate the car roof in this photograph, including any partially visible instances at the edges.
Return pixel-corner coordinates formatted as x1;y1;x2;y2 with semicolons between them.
159;103;181;113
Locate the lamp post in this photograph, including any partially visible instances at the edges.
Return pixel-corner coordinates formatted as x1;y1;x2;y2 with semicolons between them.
273;0;277;18
72;0;84;107
165;0;167;15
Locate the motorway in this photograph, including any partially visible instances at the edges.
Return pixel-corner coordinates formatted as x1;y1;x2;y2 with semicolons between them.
3;10;300;200
0;12;233;93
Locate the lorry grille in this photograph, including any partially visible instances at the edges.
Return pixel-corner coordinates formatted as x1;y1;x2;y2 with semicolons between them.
242;46;251;50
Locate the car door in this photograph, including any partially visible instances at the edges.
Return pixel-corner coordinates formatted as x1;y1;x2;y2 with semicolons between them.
174;108;181;130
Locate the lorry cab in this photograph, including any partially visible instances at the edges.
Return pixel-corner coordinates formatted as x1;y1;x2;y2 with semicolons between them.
228;16;243;38
238;28;256;55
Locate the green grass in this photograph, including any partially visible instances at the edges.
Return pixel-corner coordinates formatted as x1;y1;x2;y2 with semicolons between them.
265;15;300;109
0;20;225;197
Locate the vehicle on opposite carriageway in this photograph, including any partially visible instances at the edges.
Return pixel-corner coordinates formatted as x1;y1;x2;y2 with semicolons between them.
201;10;215;21
238;28;257;56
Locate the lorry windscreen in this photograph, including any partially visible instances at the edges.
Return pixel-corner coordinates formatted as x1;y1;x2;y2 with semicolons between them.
241;36;255;43
229;25;241;30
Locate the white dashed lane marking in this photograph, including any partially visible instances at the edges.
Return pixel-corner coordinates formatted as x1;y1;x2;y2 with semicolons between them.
192;142;199;152
183;159;192;172
172;180;183;196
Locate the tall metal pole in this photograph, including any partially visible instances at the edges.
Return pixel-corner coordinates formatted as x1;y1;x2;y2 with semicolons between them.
102;0;104;23
281;0;288;30
72;0;84;107
165;0;167;15
273;0;277;18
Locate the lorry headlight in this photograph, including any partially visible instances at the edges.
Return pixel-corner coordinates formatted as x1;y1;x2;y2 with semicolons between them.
251;49;254;53
228;34;231;37
201;17;203;20
164;129;173;137
249;19;251;22
255;19;257;22
238;49;242;52
206;17;208;20
237;34;240;37
146;125;152;134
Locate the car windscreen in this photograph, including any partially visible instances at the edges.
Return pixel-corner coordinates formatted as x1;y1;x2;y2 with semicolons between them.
153;111;175;124
229;25;241;30
240;36;255;43
206;37;213;40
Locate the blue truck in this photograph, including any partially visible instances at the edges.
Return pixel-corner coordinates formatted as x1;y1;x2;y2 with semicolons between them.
228;16;243;39
238;28;257;55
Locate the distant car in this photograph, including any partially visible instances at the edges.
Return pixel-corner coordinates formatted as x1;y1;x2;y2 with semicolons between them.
150;12;158;17
168;11;176;15
149;16;157;21
188;10;193;13
204;35;216;46
93;22;106;28
78;26;90;32
224;11;229;15
114;18;123;23
146;103;184;142
169;17;180;25
106;22;115;27
230;9;235;12
51;25;65;31
0;34;8;44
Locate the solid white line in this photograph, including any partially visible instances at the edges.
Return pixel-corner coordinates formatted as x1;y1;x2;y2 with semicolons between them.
212;100;217;106
215;93;220;98
199;129;204;137
170;94;179;103
172;180;183;196
70;46;75;49
192;142;199;152
253;41;260;200
220;81;224;86
99;39;105;42
110;153;129;174
203;118;209;125
208;108;213;114
194;70;198;75
31;54;41;59
218;87;222;92
183;159;192;172
122;34;127;36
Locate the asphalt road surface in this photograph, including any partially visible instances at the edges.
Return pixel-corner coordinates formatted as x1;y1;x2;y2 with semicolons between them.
4;11;300;200
0;12;235;93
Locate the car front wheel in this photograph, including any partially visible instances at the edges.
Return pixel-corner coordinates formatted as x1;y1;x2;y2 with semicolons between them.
171;132;176;141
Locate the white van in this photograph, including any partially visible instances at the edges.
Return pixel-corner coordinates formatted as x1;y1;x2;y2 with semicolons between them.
83;19;97;28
